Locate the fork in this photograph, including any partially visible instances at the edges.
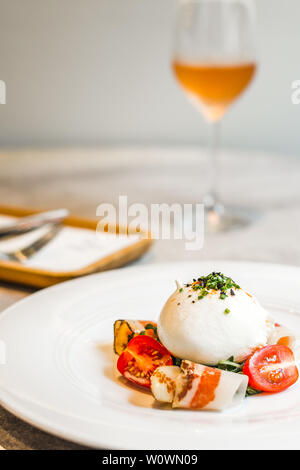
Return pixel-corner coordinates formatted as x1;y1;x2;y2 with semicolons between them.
0;223;62;263
0;208;69;241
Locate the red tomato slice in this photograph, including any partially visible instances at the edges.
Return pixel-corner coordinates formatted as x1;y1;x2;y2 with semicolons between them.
117;335;173;388
243;345;299;393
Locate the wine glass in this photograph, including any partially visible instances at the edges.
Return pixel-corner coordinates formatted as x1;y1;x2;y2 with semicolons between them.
172;0;257;231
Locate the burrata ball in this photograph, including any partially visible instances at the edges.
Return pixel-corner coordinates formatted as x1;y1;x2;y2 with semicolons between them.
158;277;271;365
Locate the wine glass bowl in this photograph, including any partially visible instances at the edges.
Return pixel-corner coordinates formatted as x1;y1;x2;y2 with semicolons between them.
172;0;257;231
173;61;256;122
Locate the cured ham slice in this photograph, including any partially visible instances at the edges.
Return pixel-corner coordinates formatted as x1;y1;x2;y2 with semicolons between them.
173;361;248;410
267;323;296;349
151;360;248;411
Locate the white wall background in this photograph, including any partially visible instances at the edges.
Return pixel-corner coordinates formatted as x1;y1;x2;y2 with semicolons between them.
0;0;299;154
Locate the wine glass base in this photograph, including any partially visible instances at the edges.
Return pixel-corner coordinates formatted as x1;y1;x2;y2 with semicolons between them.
205;205;259;233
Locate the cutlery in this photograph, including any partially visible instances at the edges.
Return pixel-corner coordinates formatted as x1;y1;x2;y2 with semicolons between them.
0;209;69;241
0;223;62;263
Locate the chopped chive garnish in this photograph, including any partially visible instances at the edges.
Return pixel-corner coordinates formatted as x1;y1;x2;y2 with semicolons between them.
179;288;183;292
185;272;240;302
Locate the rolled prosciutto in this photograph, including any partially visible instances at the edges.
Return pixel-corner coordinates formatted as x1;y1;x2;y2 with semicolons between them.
151;360;248;411
267;323;296;349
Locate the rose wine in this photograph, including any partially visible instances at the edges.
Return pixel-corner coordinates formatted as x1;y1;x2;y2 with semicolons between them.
173;61;256;121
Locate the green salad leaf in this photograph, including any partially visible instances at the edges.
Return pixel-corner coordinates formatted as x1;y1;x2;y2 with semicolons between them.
217;357;261;397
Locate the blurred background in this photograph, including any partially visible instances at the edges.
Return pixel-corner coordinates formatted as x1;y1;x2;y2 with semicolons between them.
0;0;299;154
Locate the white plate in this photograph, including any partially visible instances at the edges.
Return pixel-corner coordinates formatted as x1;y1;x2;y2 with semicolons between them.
0;261;300;450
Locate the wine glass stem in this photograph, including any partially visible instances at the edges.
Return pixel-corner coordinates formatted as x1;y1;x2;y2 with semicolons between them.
205;120;222;211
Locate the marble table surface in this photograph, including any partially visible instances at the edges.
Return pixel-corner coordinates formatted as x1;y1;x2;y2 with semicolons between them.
0;147;300;449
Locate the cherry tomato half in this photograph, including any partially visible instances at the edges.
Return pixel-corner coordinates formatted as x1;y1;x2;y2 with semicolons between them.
117;335;173;388
243;345;299;393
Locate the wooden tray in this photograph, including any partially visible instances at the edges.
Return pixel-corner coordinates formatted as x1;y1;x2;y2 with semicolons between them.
0;205;152;288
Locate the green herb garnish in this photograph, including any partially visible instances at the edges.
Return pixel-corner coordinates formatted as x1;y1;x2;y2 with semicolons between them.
187;272;240;301
198;289;209;300
217;357;242;373
224;308;230;314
